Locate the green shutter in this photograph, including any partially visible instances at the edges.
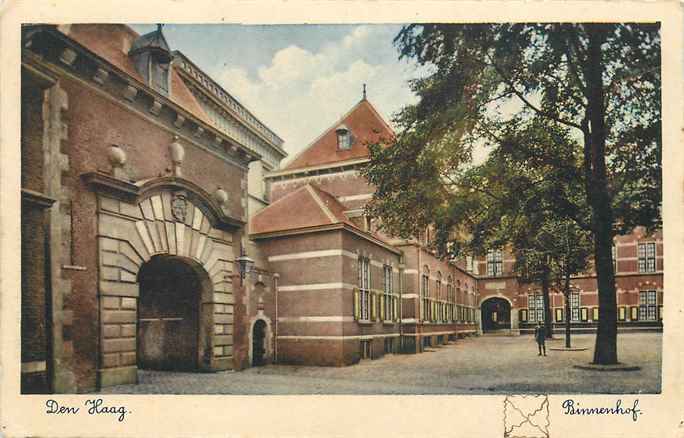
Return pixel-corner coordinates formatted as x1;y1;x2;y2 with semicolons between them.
380;295;385;321
393;296;398;321
371;292;376;320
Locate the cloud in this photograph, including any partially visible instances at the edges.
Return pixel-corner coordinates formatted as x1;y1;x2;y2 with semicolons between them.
216;25;420;164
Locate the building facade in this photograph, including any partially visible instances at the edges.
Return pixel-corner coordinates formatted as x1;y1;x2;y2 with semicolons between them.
20;24;663;393
20;24;285;393
475;230;664;335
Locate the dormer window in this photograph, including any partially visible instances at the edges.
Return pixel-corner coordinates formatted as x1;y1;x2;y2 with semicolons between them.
336;124;352;150
129;25;173;96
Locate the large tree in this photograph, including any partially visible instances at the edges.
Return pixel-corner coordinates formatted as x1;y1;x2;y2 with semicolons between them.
363;24;661;364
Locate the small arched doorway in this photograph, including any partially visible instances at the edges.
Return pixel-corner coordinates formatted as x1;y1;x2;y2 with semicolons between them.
252;320;267;366
481;297;512;333
137;256;202;371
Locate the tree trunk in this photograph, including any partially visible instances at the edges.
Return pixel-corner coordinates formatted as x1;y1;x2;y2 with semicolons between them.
584;24;618;365
541;268;553;339
564;271;572;348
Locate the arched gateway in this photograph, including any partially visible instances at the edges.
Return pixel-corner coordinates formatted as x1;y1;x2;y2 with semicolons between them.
90;176;241;387
480;297;512;333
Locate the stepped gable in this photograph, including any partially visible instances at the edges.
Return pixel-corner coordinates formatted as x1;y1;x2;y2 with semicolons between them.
63;24;210;124
251;183;356;235
284;98;395;171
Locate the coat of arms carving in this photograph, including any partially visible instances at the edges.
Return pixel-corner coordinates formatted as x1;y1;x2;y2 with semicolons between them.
171;194;188;222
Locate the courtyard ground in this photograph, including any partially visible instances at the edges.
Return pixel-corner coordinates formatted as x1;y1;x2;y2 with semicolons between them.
98;332;661;395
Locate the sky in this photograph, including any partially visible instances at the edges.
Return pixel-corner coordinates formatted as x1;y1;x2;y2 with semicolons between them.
132;24;424;163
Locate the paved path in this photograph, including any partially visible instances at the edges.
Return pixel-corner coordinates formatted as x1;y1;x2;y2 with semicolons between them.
98;333;661;394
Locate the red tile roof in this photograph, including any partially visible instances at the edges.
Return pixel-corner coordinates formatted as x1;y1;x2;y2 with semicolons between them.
62;24;210;124
284;99;395;171
251;183;355;235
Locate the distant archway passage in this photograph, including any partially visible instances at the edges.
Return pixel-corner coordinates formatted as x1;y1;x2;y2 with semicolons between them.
481;297;511;332
137;256;201;371
252;320;267;366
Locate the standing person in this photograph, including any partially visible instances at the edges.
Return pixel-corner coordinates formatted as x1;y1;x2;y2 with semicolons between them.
534;323;547;356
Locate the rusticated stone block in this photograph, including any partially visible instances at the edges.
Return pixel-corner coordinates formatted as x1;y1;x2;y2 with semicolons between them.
120;324;136;337
120;297;137;309
102;310;136;324
102;296;120;309
102;353;119;368
120;352;136;366
103;338;136;353
102;325;120;338
98;366;137;387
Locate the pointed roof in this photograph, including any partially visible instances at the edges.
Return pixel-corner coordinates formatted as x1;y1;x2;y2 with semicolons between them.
129;25;171;59
251;183;354;235
283;98;395;171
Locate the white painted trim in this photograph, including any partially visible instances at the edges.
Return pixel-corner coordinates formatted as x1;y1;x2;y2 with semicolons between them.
402;294;419;299
402;318;418;323
404;269;419;275
277;333;400;340
268;249;355;262
337;193;373;202
278;282;357;292
21;361;47;373
278;316;354;322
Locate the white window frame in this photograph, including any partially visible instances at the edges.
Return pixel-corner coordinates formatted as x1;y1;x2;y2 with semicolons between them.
358;257;371;321
638;242;656;273
487;249;503;277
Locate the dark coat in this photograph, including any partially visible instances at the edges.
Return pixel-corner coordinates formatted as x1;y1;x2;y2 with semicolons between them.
534;326;546;344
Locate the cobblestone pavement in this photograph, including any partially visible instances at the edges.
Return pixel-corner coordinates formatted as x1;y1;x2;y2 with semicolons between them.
98;333;661;394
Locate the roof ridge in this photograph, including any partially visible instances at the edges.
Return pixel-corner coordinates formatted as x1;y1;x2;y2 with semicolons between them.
305;184;337;224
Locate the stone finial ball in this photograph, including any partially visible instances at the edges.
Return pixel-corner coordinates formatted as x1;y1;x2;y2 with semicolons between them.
107;144;127;167
169;137;185;164
214;187;229;205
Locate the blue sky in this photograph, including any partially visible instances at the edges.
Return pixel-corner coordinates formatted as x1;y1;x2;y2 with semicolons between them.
132;24;422;162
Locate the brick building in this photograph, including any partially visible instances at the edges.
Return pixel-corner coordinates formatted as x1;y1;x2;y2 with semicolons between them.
20;24;285;393
20;24;663;393
257;98;480;365
475;229;663;335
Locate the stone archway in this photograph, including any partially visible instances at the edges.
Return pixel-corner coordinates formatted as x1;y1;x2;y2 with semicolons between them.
480;297;512;333
137;255;211;371
95;182;238;387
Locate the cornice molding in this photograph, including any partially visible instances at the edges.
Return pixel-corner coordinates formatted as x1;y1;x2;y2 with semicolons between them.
22;26;260;167
21;188;57;209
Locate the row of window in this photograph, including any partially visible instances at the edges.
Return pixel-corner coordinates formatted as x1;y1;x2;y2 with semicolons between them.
524;290;660;322
420;299;477;324
355;258;399;322
483;242;659;277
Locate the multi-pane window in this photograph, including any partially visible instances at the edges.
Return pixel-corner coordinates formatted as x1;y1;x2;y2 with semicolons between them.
486;249;503;276
639;290;657;321
638;242;656;273
436;273;442;322
570;292;580;321
358;257;371;320
383;265;394;321
612;244;617;273
528;294;545;322
421;268;430;321
447;277;454;321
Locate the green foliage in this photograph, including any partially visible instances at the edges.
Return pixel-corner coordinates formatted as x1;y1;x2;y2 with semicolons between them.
363;23;661;253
